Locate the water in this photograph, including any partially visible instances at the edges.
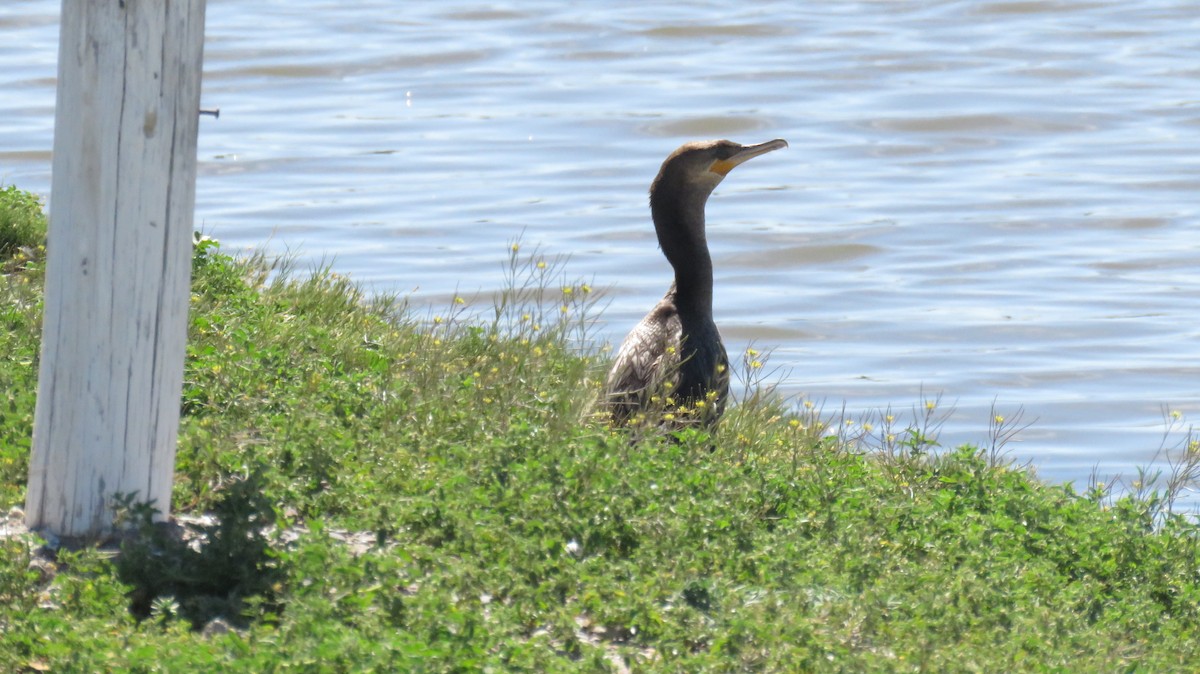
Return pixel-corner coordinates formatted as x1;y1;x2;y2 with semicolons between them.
3;0;1199;489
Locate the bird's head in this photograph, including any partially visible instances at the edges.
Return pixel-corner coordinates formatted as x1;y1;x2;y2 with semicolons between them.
651;138;788;205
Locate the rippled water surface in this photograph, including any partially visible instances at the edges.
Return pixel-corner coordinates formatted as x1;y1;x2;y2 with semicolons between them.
3;0;1199;488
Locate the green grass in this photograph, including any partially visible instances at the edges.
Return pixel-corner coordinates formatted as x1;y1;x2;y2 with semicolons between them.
3;186;1200;671
0;186;43;508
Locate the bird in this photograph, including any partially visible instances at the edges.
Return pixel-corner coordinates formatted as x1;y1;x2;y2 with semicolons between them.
604;138;788;431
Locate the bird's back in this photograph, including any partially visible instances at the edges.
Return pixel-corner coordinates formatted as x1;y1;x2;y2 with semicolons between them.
604;290;683;425
603;285;729;429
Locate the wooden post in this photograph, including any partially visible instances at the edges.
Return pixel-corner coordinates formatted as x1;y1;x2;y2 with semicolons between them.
25;0;207;539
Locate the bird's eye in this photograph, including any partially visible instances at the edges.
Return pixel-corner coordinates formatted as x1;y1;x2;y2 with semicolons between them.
717;146;741;160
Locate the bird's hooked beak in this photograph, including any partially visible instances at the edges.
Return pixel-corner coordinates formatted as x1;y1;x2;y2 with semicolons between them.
709;138;788;176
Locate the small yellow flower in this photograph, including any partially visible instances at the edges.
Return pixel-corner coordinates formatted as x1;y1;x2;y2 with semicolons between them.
433;316;443;325
1171;410;1183;420
705;390;718;401
885;414;895;423
663;413;676;421
581;284;592;294
750;360;763;369
532;324;541;331
454;296;465;305
746;348;759;357
788;419;801;428
511;243;520;252
562;286;573;295
887;434;896;443
560;305;569;313
994;415;1005;424
521;313;531;322
694;400;706;409
925;400;937;411
804;400;814;410
533;346;544;357
716;364;726;374
665;346;676;355
863;423;873;433
536;260;546;270
663;381;674;390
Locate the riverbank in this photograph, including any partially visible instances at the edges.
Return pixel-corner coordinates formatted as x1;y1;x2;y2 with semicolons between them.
3;187;1200;671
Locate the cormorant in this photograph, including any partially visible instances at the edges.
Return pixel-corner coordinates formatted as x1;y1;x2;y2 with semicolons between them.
604;138;788;430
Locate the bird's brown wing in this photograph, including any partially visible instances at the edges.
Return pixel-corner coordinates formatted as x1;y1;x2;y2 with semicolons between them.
604;296;682;423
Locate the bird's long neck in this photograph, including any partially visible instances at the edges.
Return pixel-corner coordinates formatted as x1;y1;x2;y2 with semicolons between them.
651;191;714;321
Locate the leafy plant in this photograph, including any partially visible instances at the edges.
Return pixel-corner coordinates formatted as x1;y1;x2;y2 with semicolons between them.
113;468;282;630
0;185;46;258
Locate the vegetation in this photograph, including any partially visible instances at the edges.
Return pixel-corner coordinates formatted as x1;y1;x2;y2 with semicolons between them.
3;185;1200;671
0;185;45;258
0;186;42;508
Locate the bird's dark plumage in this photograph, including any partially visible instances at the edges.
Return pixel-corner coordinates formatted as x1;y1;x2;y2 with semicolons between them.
605;138;787;430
